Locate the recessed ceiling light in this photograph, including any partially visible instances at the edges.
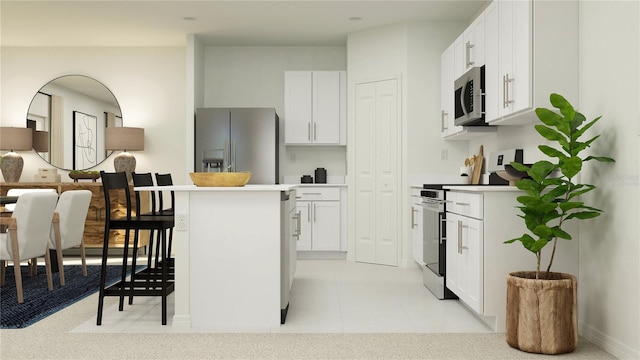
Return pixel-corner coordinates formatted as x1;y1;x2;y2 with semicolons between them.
349;17;362;21
182;16;197;21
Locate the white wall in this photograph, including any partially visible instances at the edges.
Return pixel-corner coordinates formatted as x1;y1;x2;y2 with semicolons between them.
200;46;347;182
0;47;187;184
407;22;469;177
461;2;640;358
576;1;639;358
346;22;468;265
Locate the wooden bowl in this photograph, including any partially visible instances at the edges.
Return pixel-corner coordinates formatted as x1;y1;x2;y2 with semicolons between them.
68;173;101;182
189;172;251;187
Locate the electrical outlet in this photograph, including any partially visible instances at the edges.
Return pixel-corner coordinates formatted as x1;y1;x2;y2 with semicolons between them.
441;149;448;160
290;152;296;163
176;214;188;231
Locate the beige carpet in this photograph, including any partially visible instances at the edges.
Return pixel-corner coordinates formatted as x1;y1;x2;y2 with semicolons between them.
0;293;615;360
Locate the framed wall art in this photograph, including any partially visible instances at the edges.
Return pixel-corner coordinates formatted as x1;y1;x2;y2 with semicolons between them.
73;111;98;169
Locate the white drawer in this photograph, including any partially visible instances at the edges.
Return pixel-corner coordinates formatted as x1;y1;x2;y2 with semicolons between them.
448;191;483;219
296;187;341;201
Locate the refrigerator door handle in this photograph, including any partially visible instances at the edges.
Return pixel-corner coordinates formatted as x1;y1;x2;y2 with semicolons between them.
224;139;229;172
232;140;236;172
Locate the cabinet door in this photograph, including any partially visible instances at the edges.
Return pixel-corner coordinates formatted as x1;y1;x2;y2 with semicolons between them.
456;215;483;314
411;203;424;265
498;0;532;117
288;205;298;289
296;201;312;250
472;13;486;67
440;43;457;137
446;213;484;314
284;71;312;144
484;1;500;122
312;71;341;144
312;201;341;250
510;0;532;114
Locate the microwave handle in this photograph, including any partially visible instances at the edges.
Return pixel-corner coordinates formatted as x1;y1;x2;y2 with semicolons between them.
460;80;469;117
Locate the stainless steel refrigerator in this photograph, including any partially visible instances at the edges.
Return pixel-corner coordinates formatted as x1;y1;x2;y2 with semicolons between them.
194;108;279;184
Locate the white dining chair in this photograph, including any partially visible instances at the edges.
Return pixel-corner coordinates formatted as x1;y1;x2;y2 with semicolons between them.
4;188;57;212
50;190;92;286
0;192;59;303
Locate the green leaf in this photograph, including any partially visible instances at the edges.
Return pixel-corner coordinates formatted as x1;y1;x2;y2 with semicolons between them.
584;156;616;163
535;107;563;127
570;111;586;133
566;211;601;220
551;226;572;240
559;201;584;212
572;115;600;140
529;238;549;253
559;156;582;179
538;145;566;159
529;161;557;182
510;162;530;173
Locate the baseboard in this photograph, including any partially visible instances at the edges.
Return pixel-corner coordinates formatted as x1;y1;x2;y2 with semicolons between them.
579;321;639;359
296;251;346;260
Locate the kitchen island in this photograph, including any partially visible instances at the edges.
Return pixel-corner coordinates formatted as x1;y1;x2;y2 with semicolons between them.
135;184;298;331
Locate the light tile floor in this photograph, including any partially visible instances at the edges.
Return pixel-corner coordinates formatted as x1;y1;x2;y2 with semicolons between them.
72;259;492;334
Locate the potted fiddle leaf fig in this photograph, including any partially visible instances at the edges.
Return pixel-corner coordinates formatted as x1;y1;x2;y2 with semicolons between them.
504;93;615;355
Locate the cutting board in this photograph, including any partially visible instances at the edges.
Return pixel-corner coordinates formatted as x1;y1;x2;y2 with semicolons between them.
471;145;484;185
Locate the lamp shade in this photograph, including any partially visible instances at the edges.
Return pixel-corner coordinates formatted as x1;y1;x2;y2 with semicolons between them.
0;127;33;151
105;127;144;151
32;130;49;152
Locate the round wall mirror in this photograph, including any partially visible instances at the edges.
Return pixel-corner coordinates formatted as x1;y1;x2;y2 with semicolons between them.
26;75;122;171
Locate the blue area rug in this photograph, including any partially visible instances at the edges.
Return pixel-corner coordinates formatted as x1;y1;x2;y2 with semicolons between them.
1;265;126;329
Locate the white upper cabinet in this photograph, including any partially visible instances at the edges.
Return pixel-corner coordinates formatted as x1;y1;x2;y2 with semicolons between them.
284;71;346;145
485;0;578;125
440;43;458;137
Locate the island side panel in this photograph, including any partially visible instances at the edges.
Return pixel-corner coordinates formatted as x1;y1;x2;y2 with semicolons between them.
172;191;191;328
189;190;282;329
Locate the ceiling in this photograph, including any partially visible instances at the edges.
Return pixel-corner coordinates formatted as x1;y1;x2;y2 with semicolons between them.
1;0;489;47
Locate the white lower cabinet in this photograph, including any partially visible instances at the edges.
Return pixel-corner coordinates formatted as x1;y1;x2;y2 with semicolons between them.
446;212;483;314
296;187;341;251
410;188;424;265
444;188;578;331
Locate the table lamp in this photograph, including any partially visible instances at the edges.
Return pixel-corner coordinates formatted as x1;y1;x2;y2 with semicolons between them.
105;127;144;182
0;127;33;182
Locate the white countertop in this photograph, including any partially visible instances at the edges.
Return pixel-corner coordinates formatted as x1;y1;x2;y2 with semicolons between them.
135;184;298;192
443;185;522;192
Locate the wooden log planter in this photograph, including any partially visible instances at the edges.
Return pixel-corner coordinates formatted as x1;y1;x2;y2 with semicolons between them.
505;271;578;355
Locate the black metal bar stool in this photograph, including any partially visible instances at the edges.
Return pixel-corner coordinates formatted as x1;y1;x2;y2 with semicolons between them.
96;171;175;325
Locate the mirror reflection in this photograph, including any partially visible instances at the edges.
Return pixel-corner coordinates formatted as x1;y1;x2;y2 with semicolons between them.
26;75;122;171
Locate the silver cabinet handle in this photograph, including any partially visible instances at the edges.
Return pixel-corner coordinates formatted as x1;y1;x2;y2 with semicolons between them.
307;202;311;222
457;220;469;254
302;192;322;196
465;41;475;67
313;203;317;223
441;110;448;132
307;122;311;141
313;122;317;141
455;202;470;206
503;73;514;108
411;207;417;229
293;210;302;238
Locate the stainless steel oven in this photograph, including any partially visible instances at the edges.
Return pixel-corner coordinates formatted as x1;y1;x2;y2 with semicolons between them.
422;186;458;300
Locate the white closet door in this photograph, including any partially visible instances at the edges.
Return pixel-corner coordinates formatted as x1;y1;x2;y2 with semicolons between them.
354;82;377;263
354;78;399;266
374;79;399;266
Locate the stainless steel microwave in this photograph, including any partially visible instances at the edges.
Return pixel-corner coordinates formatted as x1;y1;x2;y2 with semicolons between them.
454;65;487;126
